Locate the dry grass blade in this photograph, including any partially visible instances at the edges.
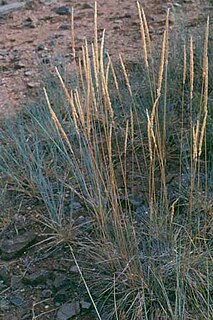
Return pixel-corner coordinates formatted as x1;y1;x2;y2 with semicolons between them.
190;37;194;102
43;87;74;153
137;2;148;69
71;7;75;60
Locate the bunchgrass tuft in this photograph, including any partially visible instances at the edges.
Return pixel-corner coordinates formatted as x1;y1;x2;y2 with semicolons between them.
0;2;212;319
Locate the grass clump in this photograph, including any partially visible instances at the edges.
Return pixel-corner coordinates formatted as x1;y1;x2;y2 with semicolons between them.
0;2;212;319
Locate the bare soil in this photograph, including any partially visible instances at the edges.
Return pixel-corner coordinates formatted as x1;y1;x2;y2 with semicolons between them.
0;0;212;115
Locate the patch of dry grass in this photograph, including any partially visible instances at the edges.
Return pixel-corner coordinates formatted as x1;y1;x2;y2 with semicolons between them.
0;2;212;319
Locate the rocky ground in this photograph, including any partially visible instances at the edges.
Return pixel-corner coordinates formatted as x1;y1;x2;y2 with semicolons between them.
0;0;213;319
0;0;212;115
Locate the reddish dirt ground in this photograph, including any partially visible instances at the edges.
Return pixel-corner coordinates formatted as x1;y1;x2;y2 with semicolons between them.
0;0;212;115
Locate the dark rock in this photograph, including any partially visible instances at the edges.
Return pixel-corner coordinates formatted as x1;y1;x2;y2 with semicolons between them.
41;57;50;64
0;266;10;285
0;231;36;260
59;24;69;30
53;273;69;289
80;300;91;310
11;275;22;290
55;6;70;16
0;2;26;16
10;295;26;307
40;289;52;299
23;17;37;28
54;289;68;304
37;43;46;51
81;3;93;10
56;302;80;320
14;61;26;70
23;269;51;286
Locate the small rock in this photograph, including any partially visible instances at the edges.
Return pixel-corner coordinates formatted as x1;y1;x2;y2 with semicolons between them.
81;3;93;10
70;265;78;273
37;44;46;51
23;269;51;286
56;302;80;320
10;295;26;307
24;70;36;77
55;6;70;16
0;266;10;285
59;24;69;30
14;61;25;70
54;289;68;304
53;273;69;289
0;231;36;260
27;81;40;88
11;275;22;289
80;300;91;310
40;289;52;299
23;17;37;28
0;2;26;16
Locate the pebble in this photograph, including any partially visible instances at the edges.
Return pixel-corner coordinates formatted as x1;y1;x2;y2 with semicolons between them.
23;17;37;28
10;275;22;290
55;6;70;16
54;289;68;304
0;266;10;285
0;231;36;260
70;265;78;273
81;3;93;10
10;295;26;307
27;81;40;88
53;273;69;289
56;302;80;320
80;300;91;310
40;289;52;299
14;61;26;70
23;269;51;286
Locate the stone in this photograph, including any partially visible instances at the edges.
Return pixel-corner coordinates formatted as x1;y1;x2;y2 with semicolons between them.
0;2;26;16
55;6;70;16
81;3;93;10
40;289;52;299
53;273;69;289
59;24;69;30
11;275;22;289
10;295;26;307
80;300;91;310
37;44;46;51
56;302;80;320
24;70;36;77
23;269;51;286
27;81;40;88
23;17;37;29
0;266;10;285
70;265;78;273
0;231;36;260
14;61;26;70
54;289;68;304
